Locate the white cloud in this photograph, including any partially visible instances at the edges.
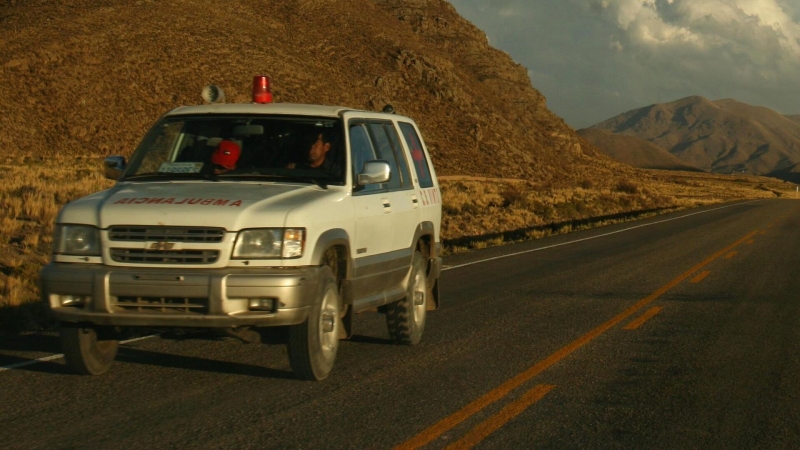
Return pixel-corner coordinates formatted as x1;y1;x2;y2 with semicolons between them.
448;0;800;128
598;0;699;45
597;0;800;57
596;0;800;98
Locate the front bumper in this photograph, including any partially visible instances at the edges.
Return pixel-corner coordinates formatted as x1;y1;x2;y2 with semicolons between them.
40;263;323;328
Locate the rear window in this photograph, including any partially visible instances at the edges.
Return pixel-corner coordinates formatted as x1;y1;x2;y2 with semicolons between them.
398;122;433;188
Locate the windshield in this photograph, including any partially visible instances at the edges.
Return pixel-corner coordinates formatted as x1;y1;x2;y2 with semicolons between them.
123;115;345;184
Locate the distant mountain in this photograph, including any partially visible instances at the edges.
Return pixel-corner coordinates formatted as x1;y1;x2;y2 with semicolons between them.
767;161;800;183
577;128;703;172
586;96;800;178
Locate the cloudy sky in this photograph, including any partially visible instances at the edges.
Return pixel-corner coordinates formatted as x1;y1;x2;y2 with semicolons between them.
448;0;800;129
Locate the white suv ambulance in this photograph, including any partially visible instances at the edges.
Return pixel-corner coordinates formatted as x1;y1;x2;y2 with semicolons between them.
40;76;442;380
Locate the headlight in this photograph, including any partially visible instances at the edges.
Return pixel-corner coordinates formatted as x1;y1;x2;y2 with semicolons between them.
232;228;305;259
54;225;101;256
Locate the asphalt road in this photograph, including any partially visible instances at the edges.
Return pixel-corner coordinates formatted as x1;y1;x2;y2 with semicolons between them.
3;199;800;449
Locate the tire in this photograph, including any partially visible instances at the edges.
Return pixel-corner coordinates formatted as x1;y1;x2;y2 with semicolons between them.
59;324;119;375
386;250;427;345
287;266;341;381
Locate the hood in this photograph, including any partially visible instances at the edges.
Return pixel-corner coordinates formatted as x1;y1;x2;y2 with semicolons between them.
59;181;342;231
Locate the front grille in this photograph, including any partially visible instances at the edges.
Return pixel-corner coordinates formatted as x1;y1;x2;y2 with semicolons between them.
109;226;225;243
113;296;209;314
111;248;219;264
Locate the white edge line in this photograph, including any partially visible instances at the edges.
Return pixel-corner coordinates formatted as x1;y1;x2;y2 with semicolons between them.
0;200;760;373
442;200;759;272
0;334;157;373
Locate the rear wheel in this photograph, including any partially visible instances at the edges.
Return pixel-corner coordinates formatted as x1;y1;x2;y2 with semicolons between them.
386;250;427;345
287;266;341;380
60;324;119;375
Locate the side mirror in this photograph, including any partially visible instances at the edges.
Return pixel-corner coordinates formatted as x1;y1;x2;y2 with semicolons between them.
103;156;127;180
357;160;391;186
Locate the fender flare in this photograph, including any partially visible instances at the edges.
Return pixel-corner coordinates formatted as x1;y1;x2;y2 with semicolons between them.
309;228;352;267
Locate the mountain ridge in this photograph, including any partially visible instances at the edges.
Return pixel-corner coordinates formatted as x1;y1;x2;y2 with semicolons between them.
585;96;800;177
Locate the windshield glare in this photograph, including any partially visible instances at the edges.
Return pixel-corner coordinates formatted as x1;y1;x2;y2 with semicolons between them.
124;115;344;183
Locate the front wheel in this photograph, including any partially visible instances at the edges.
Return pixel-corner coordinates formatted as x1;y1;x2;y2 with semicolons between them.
60;324;119;375
287;266;341;381
386;250;427;345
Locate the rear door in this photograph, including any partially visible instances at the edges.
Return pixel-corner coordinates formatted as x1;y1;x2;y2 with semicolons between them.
366;121;419;253
397;121;441;244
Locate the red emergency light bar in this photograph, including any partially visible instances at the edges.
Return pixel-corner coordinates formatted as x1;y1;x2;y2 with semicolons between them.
252;75;273;104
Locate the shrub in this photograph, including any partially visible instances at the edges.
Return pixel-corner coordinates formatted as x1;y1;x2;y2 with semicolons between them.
501;184;525;207
554;202;579;220
615;180;639;194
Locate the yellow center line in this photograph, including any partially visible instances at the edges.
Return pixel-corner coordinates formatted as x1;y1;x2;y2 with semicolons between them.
444;385;557;450
690;270;711;283
725;251;737;259
394;230;759;450
623;306;664;330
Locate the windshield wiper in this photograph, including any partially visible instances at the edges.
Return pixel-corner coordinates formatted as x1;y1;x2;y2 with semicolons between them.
123;172;218;182
222;173;328;189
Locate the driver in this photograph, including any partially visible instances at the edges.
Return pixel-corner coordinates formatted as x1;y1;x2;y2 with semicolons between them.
287;132;340;178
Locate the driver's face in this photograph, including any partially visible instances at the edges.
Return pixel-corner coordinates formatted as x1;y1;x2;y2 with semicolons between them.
308;134;330;167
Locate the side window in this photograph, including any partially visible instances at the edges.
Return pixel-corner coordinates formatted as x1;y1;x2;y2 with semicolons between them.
382;123;413;189
398;122;434;188
349;123;382;193
367;123;403;190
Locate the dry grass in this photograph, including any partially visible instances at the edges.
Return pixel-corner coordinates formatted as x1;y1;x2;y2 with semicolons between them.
1;276;24;307
0;155;113;311
441;179;682;242
440;170;798;253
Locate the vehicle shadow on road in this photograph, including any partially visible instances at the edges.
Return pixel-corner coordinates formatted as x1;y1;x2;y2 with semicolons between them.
2;348;296;379
0;333;63;369
348;335;393;345
0;358;70;375
115;347;296;379
0;334;295;379
0;333;60;354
